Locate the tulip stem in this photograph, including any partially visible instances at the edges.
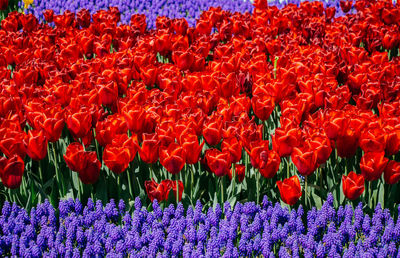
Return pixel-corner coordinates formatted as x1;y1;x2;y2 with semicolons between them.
126;164;134;197
221;176;225;205
304;176;308;208
231;163;236;200
52;142;65;197
175;174;179;204
256;171;260;204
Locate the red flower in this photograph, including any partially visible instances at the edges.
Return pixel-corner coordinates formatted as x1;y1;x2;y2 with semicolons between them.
342;172;364;200
259;150;280;179
205;149;231;177
251;94;275;121
63;142;101;184
0;0;8;10
64;142;85;172
160;143;186;175
78;152;101;184
277;176;302;206
24;130;48;161
145;179;184;202
291;147;319;177
67;111;92;139
229;164;245;183
202;114;223;146
340;0;352;13
272;127;300;158
103;145;131;175
145;180;168;202
0;155;24;189
181;133;204;164
360;151;389;181
359;128;386;153
41;117;64;143
384;160;400;185
221;137;242;164
137;133;160;164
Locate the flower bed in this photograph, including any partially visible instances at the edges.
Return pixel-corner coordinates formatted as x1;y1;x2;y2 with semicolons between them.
1;195;399;257
0;0;400;245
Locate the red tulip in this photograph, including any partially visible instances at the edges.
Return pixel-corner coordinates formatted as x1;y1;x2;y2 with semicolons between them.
202;114;223;146
64;142;101;184
160;143;186;175
229;164;245;183
259;149;280;179
78;152;101;184
251;94;275;121
277;176;302;206
103;146;131;175
272;127;300;158
64;142;85;172
145;179;184;202
291;147;319;177
221;137;242;164
24;130;48;161
384;160;400;185
0;155;24;189
166;179;184;202
340;0;352;13
0;0;8;10
67;111;92;139
181;133;204;164
145;180;169;202
41;117;64;142
137;133;160;164
342;172;364;200
360;151;389;181
205;149;231;177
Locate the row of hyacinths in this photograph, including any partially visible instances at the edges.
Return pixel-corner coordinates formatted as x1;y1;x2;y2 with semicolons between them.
0;194;399;257
20;0;357;28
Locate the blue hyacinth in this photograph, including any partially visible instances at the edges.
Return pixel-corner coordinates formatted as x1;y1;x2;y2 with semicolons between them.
0;194;400;256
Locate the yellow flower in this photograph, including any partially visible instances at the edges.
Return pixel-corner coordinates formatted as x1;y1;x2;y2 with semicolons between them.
23;0;34;9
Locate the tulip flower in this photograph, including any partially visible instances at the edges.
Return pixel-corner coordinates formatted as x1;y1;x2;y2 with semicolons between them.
277;176;302;206
145;179;184;202
229;164;245;183
0;155;24;189
103;146;131;175
160;143;186;175
342;172;365;200
360;151;389;181
24;130;48;161
0;0;8;10
291;147;319;177
137;133;160;164
205;149;231;177
384;160;400;185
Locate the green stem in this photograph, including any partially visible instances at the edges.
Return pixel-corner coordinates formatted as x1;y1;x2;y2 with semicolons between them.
127;164;134;197
52;142;64;197
231;163;236;200
221;176;225;205
304;176;308;208
256;171;260;204
175;174;180;204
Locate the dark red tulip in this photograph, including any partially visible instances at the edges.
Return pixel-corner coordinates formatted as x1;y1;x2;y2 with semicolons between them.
0;155;24;189
342;172;364;200
384;160;400;185
160;143;186;175
277;176;302;206
229;164;245;183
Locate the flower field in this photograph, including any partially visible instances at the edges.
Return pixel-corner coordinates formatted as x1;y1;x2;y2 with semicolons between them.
1;0;400;256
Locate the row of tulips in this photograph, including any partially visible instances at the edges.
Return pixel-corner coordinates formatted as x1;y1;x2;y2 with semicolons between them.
1;0;400;212
1;194;400;257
